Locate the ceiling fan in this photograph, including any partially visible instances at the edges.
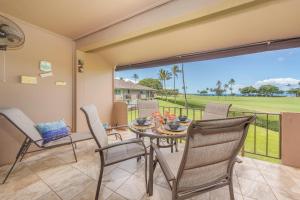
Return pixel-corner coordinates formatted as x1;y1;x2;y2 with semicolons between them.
0;15;25;82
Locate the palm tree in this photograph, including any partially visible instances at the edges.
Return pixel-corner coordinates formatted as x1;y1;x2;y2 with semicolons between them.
215;80;223;97
132;74;139;83
228;78;235;95
165;71;172;86
171;65;181;102
181;63;188;108
158;69;165;88
158;69;172;100
224;83;229;96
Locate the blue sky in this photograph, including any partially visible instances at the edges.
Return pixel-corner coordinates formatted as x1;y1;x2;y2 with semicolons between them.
115;47;300;94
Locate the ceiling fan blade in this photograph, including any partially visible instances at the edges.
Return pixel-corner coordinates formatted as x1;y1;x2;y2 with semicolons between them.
6;33;21;43
0;15;25;49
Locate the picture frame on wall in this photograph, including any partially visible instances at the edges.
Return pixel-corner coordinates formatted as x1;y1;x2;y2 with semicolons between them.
40;60;52;72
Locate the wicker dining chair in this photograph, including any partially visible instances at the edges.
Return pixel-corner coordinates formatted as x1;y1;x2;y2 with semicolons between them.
151;116;255;200
202;103;232;120
80;105;148;200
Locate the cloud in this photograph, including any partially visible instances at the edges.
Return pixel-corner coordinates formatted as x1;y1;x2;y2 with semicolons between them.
231;84;245;94
254;78;300;88
115;77;137;83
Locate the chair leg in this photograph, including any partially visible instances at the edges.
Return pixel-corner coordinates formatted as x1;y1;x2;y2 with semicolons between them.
20;141;31;162
229;180;235;200
153;159;158;171
117;133;123;141
2;156;19;184
2;138;28;184
137;135;142;162
70;139;77;162
95;163;104;200
144;154;148;190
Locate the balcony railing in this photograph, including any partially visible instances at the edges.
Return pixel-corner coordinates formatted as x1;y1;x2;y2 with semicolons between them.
128;104;281;160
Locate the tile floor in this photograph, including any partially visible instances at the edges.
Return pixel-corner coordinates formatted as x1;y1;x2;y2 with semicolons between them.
0;131;300;200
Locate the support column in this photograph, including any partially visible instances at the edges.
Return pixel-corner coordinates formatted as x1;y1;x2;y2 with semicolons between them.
281;112;300;167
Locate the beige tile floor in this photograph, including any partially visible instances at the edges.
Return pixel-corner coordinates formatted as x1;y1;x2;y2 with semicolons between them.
1;131;300;200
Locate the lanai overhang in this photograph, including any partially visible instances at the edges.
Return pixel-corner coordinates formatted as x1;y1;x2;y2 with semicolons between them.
75;0;300;70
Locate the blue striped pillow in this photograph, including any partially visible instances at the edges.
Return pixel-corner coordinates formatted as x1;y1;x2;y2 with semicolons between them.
35;120;69;144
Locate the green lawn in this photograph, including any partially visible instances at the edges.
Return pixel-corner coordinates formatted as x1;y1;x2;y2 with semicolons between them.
160;95;300;113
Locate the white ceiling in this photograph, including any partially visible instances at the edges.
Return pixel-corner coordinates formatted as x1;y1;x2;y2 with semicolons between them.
0;0;170;39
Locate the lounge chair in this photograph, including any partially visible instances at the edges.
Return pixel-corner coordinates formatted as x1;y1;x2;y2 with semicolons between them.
80;105;148;200
0;108;93;184
151;116;255;200
202;103;232;120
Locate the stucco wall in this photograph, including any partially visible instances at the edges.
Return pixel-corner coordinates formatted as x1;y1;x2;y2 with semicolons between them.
76;51;114;132
0;13;74;165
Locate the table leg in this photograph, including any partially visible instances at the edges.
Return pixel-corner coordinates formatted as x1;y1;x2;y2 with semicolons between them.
148;143;154;196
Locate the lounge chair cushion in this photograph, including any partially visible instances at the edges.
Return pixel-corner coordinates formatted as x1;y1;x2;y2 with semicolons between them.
36;120;69;144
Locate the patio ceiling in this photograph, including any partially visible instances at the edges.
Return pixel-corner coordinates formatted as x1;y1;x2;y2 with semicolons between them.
88;0;300;68
1;0;300;69
0;0;171;39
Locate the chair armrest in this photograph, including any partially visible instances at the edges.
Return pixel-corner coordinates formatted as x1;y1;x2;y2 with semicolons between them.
95;138;143;152
152;143;176;181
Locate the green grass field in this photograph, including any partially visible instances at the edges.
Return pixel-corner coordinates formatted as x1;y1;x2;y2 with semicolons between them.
160;95;300;113
127;95;297;163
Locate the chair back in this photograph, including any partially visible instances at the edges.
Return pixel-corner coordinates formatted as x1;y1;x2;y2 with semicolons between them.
202;103;231;120
176;116;255;193
0;108;43;144
137;100;159;118
80;105;108;148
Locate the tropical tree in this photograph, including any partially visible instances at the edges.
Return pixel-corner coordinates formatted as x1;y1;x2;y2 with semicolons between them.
158;69;165;87
158;69;172;99
287;88;300;97
224;84;229;96
258;85;280;96
239;86;258;96
214;80;224;96
139;78;162;90
181;63;188;107
199;90;208;95
228;78;235;95
132;74;139;83
171;65;181;102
